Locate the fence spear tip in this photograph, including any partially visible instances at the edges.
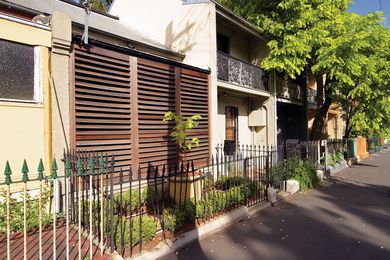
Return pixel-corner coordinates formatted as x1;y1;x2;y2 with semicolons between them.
22;159;29;183
37;159;44;181
4;161;12;185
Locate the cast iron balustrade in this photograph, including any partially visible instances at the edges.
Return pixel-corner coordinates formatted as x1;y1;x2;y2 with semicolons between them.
307;88;317;104
217;51;268;91
276;76;304;101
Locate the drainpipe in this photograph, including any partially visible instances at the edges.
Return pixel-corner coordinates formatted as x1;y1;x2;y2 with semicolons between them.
262;104;268;147
44;51;53;174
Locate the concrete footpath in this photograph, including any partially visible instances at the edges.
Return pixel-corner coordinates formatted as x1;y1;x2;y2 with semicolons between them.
159;149;390;260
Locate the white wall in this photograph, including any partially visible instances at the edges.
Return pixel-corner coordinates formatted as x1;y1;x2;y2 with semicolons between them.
216;94;269;146
110;0;216;68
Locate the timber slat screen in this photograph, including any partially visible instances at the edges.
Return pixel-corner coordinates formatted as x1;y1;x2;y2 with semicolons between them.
137;58;177;168
74;46;132;173
72;44;210;175
180;69;209;162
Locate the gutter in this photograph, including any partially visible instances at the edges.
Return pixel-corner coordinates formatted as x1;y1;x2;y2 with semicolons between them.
210;0;269;41
72;35;210;74
72;24;186;61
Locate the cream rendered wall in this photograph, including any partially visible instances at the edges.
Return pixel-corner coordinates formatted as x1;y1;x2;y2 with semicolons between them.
216;95;273;146
216;20;250;62
110;0;215;68
217;95;251;145
250;37;268;67
50;12;72;174
0;18;51;186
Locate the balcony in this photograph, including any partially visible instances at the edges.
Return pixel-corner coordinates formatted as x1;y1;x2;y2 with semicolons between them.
217;51;268;91
307;88;317;104
276;77;304;102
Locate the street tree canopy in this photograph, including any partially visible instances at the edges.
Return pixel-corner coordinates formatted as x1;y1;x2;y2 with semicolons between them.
219;0;389;139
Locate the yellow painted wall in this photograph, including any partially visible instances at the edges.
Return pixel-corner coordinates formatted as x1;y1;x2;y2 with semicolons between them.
0;18;51;47
0;17;51;187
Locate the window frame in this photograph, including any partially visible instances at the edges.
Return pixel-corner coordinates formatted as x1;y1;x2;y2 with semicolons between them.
225;106;238;143
217;33;230;54
0;40;41;104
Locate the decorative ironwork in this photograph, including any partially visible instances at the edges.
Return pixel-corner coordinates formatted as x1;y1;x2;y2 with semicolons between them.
276;76;304;101
307;88;317;104
217;51;268;91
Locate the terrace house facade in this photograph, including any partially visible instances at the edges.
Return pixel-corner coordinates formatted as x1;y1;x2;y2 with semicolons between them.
110;0;278;152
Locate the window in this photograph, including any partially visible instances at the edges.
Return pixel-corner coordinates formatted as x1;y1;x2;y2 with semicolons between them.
0;40;40;102
225;106;238;142
217;33;229;54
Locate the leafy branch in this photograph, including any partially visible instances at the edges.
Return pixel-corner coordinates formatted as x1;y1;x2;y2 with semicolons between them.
164;112;202;161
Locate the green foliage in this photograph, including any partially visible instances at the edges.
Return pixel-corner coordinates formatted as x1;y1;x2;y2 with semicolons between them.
0;186;52;233
329;152;344;167
113;215;157;247
218;0;390;139
113;188;149;214
215;176;263;197
215;176;244;190
290;160;319;191
163;112;202;158
162;208;186;232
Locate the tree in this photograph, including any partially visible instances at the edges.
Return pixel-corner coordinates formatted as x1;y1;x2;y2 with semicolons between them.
77;0;113;13
218;0;389;140
333;14;390;137
163;112;202;162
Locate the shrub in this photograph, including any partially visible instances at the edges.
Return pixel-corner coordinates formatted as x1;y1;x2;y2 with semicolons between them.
329;152;344;167
215;176;244;190
206;190;226;212
0;187;52;234
113;188;149;214
162;208;186;232
113;215;157;247
291;160;319;191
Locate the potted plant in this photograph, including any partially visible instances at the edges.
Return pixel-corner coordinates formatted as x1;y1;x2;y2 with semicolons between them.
163;112;203;204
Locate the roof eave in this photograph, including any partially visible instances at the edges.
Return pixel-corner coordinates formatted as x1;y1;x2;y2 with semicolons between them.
72;23;185;60
211;0;269;41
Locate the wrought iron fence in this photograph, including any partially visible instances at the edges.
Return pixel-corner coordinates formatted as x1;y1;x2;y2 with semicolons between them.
217;51;268;91
0;157;102;260
0;141;329;259
0;148;274;259
68;148;272;258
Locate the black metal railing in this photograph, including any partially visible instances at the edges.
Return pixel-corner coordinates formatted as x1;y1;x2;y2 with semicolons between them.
217;51;268;91
63;140;326;258
276;76;304;101
307;88;317;104
64;147;274;258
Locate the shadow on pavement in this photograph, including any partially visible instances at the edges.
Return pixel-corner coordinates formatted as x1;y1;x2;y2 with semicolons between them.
159;151;390;260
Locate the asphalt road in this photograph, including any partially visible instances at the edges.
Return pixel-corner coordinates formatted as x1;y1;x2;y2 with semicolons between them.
159;149;390;260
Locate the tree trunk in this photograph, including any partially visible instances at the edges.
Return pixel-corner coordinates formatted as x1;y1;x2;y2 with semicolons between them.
343;103;354;139
310;75;332;141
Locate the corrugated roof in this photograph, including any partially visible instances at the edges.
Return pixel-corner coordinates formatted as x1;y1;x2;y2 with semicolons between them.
2;0;177;54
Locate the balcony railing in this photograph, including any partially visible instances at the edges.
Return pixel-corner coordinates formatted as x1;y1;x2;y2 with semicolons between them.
307;88;317;104
276;76;304;101
217;51;268;91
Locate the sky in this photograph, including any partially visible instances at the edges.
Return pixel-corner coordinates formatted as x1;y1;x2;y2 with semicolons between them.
349;0;389;25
